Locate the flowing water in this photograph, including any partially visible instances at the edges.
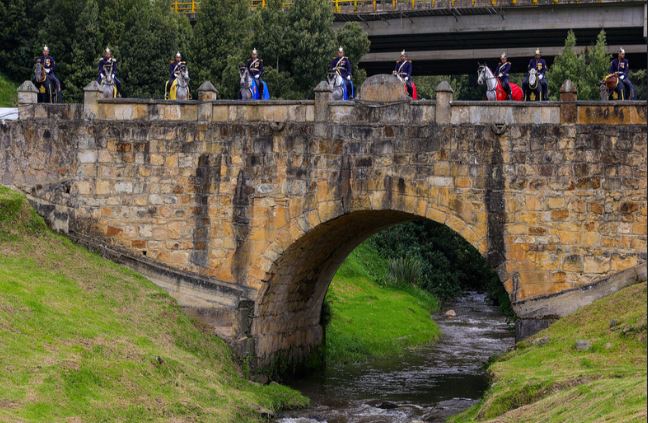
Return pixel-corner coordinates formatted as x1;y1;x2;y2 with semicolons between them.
276;291;515;423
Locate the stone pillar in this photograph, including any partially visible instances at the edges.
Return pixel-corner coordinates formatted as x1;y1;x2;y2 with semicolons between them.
559;79;577;124
17;81;38;119
198;81;218;121
314;81;332;122
435;81;454;124
83;81;102;119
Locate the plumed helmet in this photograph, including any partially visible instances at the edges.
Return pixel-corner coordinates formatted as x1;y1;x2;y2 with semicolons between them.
176;51;182;58
535;48;541;55
618;47;625;54
401;49;406;56
338;46;344;53
105;48;111;55
43;45;49;52
252;48;258;55
500;52;507;59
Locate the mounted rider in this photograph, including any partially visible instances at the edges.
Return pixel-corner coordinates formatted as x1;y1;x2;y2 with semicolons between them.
245;48;265;96
37;45;61;93
393;50;415;98
496;52;512;100
97;48;122;95
522;49;548;100
169;52;185;86
610;48;634;100
329;47;353;99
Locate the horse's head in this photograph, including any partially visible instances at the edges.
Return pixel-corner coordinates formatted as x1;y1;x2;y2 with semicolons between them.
102;61;114;83
175;62;189;83
604;73;618;90
528;68;538;89
477;65;487;86
33;59;46;83
239;65;250;87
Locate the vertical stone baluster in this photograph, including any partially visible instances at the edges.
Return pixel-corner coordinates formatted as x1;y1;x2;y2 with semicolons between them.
435;81;454;124
198;81;218;122
17;81;38;119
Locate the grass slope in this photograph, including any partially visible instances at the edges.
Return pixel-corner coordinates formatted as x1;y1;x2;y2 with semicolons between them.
451;282;647;423
0;186;307;422
0;73;17;107
325;243;440;364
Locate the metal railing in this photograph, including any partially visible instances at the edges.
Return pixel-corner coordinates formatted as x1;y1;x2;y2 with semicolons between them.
173;0;617;15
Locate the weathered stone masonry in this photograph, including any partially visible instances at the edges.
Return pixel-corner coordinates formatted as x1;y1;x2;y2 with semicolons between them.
2;77;646;370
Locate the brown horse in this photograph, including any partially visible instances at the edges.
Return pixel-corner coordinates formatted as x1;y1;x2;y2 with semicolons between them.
601;73;624;100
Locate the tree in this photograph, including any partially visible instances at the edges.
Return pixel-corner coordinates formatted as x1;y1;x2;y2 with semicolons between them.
192;0;252;98
0;0;40;81
67;0;102;101
285;0;336;97
582;30;610;100
548;30;584;100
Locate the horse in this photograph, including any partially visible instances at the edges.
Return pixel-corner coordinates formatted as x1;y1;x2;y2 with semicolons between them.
327;70;353;101
477;64;523;101
600;73;630;101
395;74;418;100
524;68;543;101
99;61;118;99
166;62;190;100
32;59;60;103
239;65;270;100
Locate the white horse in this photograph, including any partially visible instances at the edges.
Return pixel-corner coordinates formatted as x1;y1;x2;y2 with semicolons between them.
477;64;498;101
100;60;117;99
168;62;190;100
327;70;346;101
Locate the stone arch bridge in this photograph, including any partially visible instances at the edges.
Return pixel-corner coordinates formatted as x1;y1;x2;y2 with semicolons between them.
3;76;646;372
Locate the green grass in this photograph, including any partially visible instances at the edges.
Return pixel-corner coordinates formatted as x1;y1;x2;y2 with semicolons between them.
0;185;307;422
450;282;647;423
325;243;441;364
0;73;17;107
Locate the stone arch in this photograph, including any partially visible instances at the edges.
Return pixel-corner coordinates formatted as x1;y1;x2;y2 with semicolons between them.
251;200;491;372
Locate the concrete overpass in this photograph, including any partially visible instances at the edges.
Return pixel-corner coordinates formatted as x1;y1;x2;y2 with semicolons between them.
335;1;648;75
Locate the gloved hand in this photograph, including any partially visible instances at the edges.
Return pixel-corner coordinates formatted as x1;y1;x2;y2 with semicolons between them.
254;75;259;79
347;75;351;80
404;77;409;81
45;69;51;74
538;74;543;80
498;73;503;78
620;75;625;80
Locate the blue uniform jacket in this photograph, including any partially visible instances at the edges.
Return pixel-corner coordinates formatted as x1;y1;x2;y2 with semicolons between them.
394;60;412;80
609;58;630;78
330;56;352;79
527;58;547;75
98;58;118;79
496;62;511;79
38;55;56;73
245;58;264;79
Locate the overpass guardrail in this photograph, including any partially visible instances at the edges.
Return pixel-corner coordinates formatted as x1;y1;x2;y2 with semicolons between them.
172;0;634;16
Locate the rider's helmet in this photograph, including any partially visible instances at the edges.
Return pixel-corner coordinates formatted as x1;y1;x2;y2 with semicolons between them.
337;46;344;57
104;48;112;59
252;48;258;58
618;47;625;58
42;45;49;55
175;51;182;61
500;52;507;61
400;49;406;60
535;49;541;58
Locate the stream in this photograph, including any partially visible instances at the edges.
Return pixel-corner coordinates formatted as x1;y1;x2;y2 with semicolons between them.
276;291;515;423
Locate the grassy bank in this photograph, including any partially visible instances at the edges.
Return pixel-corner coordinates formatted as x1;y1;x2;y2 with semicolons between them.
0;185;307;422
0;73;17;107
324;243;440;364
451;282;647;423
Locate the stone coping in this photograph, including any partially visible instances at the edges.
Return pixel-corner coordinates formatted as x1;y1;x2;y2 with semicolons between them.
210;99;314;106
452;101;562;107
98;98;200;105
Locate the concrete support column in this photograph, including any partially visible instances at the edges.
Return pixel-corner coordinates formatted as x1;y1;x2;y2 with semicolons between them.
198;81;218;121
435;81;454;124
83;81;102;119
314;81;332;122
559;80;578;124
17;81;38;119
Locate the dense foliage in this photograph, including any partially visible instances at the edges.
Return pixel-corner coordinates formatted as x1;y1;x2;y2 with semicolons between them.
370;220;513;316
0;0;369;101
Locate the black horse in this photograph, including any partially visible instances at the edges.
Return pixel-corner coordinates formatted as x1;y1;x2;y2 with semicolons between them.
32;58;62;103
